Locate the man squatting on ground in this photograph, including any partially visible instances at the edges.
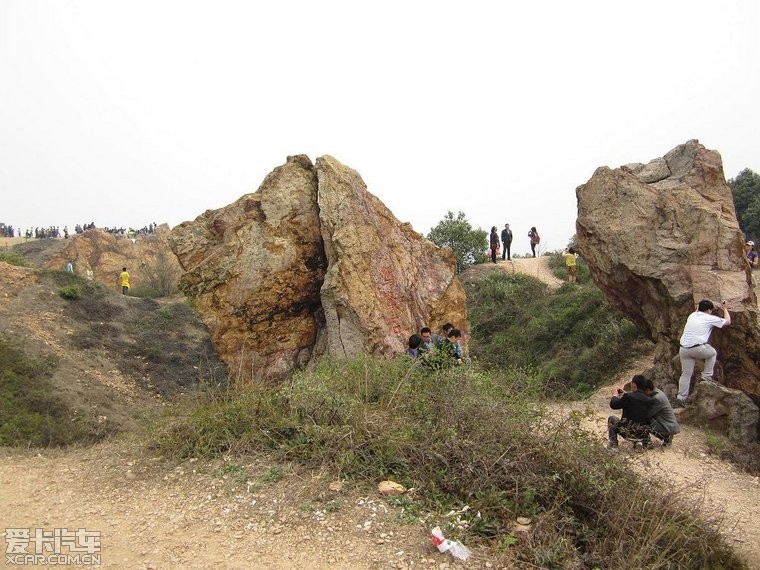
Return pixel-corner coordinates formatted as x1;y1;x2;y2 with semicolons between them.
677;299;731;407
643;380;680;446
607;375;653;450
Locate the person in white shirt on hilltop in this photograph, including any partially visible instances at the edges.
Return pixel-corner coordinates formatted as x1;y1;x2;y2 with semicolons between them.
676;299;731;406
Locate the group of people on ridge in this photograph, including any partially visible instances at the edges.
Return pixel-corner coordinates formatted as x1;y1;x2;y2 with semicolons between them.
488;225;542;263
406;323;464;366
608;298;731;450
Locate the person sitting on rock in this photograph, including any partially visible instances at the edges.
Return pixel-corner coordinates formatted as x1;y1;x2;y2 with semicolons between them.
419;327;434;353
643;379;679;447
440;328;464;364
676;299;731;407
607;375;654;451
406;334;422;358
432;323;454;350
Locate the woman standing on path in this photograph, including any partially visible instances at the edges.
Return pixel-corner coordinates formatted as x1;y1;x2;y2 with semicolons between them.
528;227;540;258
489;226;500;264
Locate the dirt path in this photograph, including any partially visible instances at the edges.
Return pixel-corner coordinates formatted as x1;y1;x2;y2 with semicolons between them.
502;258;760;568
461;256;565;289
548;356;760;569
0;443;498;569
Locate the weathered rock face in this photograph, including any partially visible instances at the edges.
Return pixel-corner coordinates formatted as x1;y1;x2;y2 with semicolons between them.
577;140;760;436
316;156;467;357
685;380;759;443
168;155;326;380
169;155;467;381
44;226;182;294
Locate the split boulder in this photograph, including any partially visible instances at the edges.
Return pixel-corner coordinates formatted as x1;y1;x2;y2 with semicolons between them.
168;155;468;381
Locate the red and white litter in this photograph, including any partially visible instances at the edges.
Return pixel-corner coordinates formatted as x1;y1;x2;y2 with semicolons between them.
430;526;472;561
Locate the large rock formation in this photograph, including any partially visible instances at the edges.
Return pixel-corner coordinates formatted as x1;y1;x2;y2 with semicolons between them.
168;155;467;381
576;140;760;439
43;226;182;294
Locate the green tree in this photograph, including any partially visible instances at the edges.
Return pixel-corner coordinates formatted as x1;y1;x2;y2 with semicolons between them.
428;211;487;273
728;168;760;241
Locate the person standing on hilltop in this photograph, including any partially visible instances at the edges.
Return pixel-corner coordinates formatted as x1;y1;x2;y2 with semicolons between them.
119;267;130;296
501;224;513;261
528;227;540;258
676;299;731;407
563;247;577;283
489;226;500;264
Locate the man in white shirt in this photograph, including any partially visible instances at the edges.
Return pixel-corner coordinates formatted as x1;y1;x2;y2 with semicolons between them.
676;299;731;406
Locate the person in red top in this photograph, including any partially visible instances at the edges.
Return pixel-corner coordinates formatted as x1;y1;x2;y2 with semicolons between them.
528;227;540;258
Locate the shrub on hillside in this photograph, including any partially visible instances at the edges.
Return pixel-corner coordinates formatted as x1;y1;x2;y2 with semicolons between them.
0;338;108;446
129;251;181;298
0;251;29;267
149;357;742;569
467;271;646;396
428;211;488;272
45;271;124;321
58;285;81;300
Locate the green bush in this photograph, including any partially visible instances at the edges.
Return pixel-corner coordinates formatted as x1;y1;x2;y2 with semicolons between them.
428;211;488;272
148;357;742;569
58;285;81;300
0;251;28;267
129;252;180;298
0;338;108;446
467;271;645;396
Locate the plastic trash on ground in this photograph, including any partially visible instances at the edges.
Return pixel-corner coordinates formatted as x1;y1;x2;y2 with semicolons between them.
431;526;472;561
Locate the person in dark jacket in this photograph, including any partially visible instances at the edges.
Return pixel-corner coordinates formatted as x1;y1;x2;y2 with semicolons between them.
489;226;500;263
608;375;654;450
501;224;513;261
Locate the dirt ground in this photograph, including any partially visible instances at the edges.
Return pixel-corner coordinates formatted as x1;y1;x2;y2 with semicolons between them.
1;443;487;569
2;255;760;568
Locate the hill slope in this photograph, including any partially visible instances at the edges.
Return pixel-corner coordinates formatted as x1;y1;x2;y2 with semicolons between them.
1;253;759;568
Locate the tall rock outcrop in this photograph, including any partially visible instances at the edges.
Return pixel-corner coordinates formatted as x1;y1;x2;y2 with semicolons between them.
168;155;326;380
169;155;467;381
316;156;467;357
576;140;760;420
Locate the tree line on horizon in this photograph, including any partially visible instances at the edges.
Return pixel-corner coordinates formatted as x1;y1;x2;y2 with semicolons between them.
729;168;760;244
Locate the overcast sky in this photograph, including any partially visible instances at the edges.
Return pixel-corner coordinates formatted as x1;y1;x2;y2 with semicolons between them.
2;1;758;255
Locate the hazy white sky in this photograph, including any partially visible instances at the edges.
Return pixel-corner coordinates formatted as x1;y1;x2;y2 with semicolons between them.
2;1;758;254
